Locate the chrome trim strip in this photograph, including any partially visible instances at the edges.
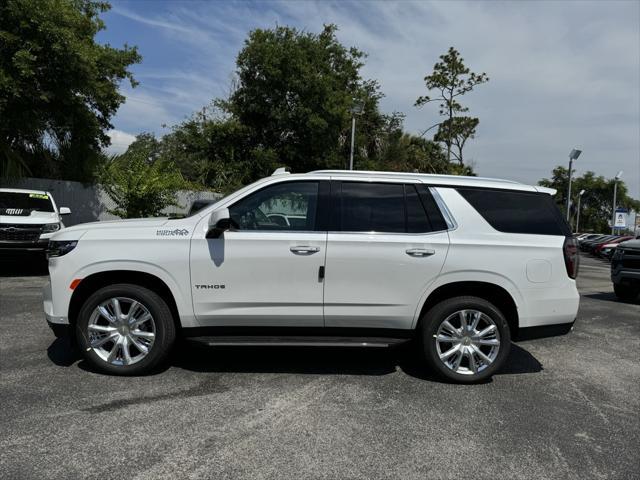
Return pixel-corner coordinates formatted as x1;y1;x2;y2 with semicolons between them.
429;186;458;230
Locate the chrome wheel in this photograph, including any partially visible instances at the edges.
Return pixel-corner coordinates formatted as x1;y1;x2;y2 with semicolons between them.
435;309;500;375
87;297;156;366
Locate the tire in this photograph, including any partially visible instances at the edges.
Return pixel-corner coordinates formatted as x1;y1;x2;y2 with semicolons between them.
613;283;640;302
75;284;176;375
420;296;511;384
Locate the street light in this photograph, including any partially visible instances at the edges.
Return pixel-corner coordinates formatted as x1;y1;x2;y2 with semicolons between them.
575;189;586;233
349;100;365;170
566;148;582;221
611;170;623;234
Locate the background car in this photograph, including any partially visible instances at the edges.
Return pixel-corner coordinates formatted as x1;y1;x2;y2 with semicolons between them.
595;236;633;258
0;188;71;258
611;239;640;301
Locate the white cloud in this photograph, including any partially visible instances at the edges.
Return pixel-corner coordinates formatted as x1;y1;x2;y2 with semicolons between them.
105;129;136;155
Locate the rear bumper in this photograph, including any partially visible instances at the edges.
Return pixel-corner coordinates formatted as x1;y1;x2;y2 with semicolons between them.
516;319;575;341
518;282;580;328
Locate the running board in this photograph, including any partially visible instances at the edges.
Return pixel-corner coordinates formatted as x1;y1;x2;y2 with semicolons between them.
186;336;411;348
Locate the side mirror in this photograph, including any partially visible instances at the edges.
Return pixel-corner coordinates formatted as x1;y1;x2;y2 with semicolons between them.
206;208;236;239
59;207;71;215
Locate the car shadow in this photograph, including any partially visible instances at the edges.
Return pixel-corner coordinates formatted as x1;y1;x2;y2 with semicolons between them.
171;341;542;383
583;291;639;305
0;255;48;277
47;335;81;367
49;337;543;383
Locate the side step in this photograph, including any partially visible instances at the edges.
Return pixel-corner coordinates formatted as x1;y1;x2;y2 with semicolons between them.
186;336;411;348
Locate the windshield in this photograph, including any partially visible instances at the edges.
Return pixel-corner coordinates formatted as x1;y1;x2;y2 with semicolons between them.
0;192;54;213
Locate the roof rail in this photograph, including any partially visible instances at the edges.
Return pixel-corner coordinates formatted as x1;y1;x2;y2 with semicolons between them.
272;167;290;176
308;169;521;184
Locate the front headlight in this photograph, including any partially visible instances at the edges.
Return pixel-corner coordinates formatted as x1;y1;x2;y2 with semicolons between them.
47;240;78;258
42;223;61;233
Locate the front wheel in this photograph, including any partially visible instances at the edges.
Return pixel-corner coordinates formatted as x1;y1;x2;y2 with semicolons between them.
420;296;511;383
75;284;176;375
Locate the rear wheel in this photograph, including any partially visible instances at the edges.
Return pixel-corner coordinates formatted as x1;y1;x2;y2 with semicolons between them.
75;284;176;375
420;296;511;383
613;283;640;301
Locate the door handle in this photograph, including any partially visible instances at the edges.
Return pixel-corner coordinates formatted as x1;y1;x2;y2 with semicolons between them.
406;248;435;257
290;246;320;255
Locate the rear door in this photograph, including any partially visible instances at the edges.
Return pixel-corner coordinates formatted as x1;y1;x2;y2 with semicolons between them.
323;181;450;329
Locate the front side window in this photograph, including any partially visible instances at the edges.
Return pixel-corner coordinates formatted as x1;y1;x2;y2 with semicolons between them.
229;181;319;231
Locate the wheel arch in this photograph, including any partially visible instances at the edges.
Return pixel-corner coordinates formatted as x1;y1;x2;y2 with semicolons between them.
415;281;520;337
68;270;181;332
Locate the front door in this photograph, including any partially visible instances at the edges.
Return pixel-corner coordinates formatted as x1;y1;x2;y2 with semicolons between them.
190;180;328;327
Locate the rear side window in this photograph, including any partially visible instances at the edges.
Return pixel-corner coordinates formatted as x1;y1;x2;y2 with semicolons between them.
457;188;571;236
336;182;446;233
340;182;405;233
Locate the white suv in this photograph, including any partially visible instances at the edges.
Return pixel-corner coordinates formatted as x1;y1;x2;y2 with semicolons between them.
43;170;580;383
0;188;71;256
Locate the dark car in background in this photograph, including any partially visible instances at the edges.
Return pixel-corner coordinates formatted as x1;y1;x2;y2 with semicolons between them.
611;239;640;301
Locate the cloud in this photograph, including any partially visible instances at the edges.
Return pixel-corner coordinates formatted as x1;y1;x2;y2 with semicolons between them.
104;0;640;197
105;129;136;155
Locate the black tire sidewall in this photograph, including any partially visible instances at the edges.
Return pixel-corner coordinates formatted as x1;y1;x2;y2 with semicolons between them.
75;284;176;375
421;296;511;383
614;283;640;301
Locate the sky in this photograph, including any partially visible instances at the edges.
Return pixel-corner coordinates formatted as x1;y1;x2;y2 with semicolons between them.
98;0;640;199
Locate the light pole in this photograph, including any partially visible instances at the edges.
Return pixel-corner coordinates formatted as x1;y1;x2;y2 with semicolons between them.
611;170;623;234
349;101;364;170
575;189;585;233
566;148;582;221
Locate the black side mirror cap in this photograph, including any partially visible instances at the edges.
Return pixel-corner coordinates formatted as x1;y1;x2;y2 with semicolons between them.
206;218;237;239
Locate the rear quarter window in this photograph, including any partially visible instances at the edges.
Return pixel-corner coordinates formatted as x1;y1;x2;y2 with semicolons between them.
457;188;571;236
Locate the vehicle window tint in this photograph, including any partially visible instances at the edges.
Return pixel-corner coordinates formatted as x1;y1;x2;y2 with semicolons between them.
229;182;319;231
340;182;405;233
457;188;571;236
418;187;448;231
406;185;432;233
0;192;54;213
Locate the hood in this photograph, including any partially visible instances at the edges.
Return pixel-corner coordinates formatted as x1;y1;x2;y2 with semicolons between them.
618;239;640;250
0;211;59;224
60;217;170;234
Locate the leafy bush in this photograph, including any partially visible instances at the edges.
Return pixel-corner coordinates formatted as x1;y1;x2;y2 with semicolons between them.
100;134;187;218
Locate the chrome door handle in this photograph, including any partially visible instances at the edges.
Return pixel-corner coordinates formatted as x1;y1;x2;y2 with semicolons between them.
406;248;435;257
290;246;320;255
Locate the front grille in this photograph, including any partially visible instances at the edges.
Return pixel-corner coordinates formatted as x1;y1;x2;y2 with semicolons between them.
0;223;43;242
620;249;640;270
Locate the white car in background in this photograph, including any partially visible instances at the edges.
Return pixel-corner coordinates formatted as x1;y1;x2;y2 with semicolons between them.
0;188;71;256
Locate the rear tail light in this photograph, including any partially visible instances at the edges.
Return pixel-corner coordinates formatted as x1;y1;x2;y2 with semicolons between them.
563;236;579;279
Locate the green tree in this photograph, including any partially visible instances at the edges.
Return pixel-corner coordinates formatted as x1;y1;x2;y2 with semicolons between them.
539;166;640;232
415;47;488;166
161;108;277;194
0;0;140;180
101;134;187;218
222;24;380;173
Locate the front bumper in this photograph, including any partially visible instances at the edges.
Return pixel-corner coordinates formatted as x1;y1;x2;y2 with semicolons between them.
612;269;640;285
43;280;69;325
0;239;49;252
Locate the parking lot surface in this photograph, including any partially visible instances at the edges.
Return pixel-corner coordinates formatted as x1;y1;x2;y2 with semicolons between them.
0;255;638;479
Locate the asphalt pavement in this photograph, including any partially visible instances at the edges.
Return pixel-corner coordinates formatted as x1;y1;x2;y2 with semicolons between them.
0;255;638;479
